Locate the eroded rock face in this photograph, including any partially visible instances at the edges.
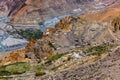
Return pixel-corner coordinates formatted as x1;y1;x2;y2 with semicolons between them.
0;0;26;16
0;48;29;66
25;38;54;61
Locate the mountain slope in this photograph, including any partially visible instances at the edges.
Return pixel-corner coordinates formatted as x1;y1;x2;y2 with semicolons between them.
11;0;94;24
39;47;120;80
1;15;120;65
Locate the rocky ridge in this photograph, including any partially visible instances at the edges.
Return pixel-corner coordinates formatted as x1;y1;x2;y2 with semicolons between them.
1;0;118;24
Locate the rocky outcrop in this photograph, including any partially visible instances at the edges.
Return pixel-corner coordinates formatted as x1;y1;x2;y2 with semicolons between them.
112;16;120;32
0;48;29;66
25;38;54;61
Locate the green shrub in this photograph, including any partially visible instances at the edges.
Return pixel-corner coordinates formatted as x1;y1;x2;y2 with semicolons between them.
0;66;5;72
0;71;11;76
18;29;43;40
5;62;30;74
46;53;65;64
0;62;30;76
0;66;11;76
35;71;46;76
84;45;108;56
0;78;8;80
35;65;46;71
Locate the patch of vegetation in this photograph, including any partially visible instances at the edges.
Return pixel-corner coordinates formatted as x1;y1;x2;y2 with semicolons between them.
35;71;46;76
46;53;65;64
0;62;30;76
33;64;47;76
48;42;56;50
83;45;108;56
0;78;8;80
0;71;11;76
109;44;119;48
35;65;46;71
18;29;43;40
